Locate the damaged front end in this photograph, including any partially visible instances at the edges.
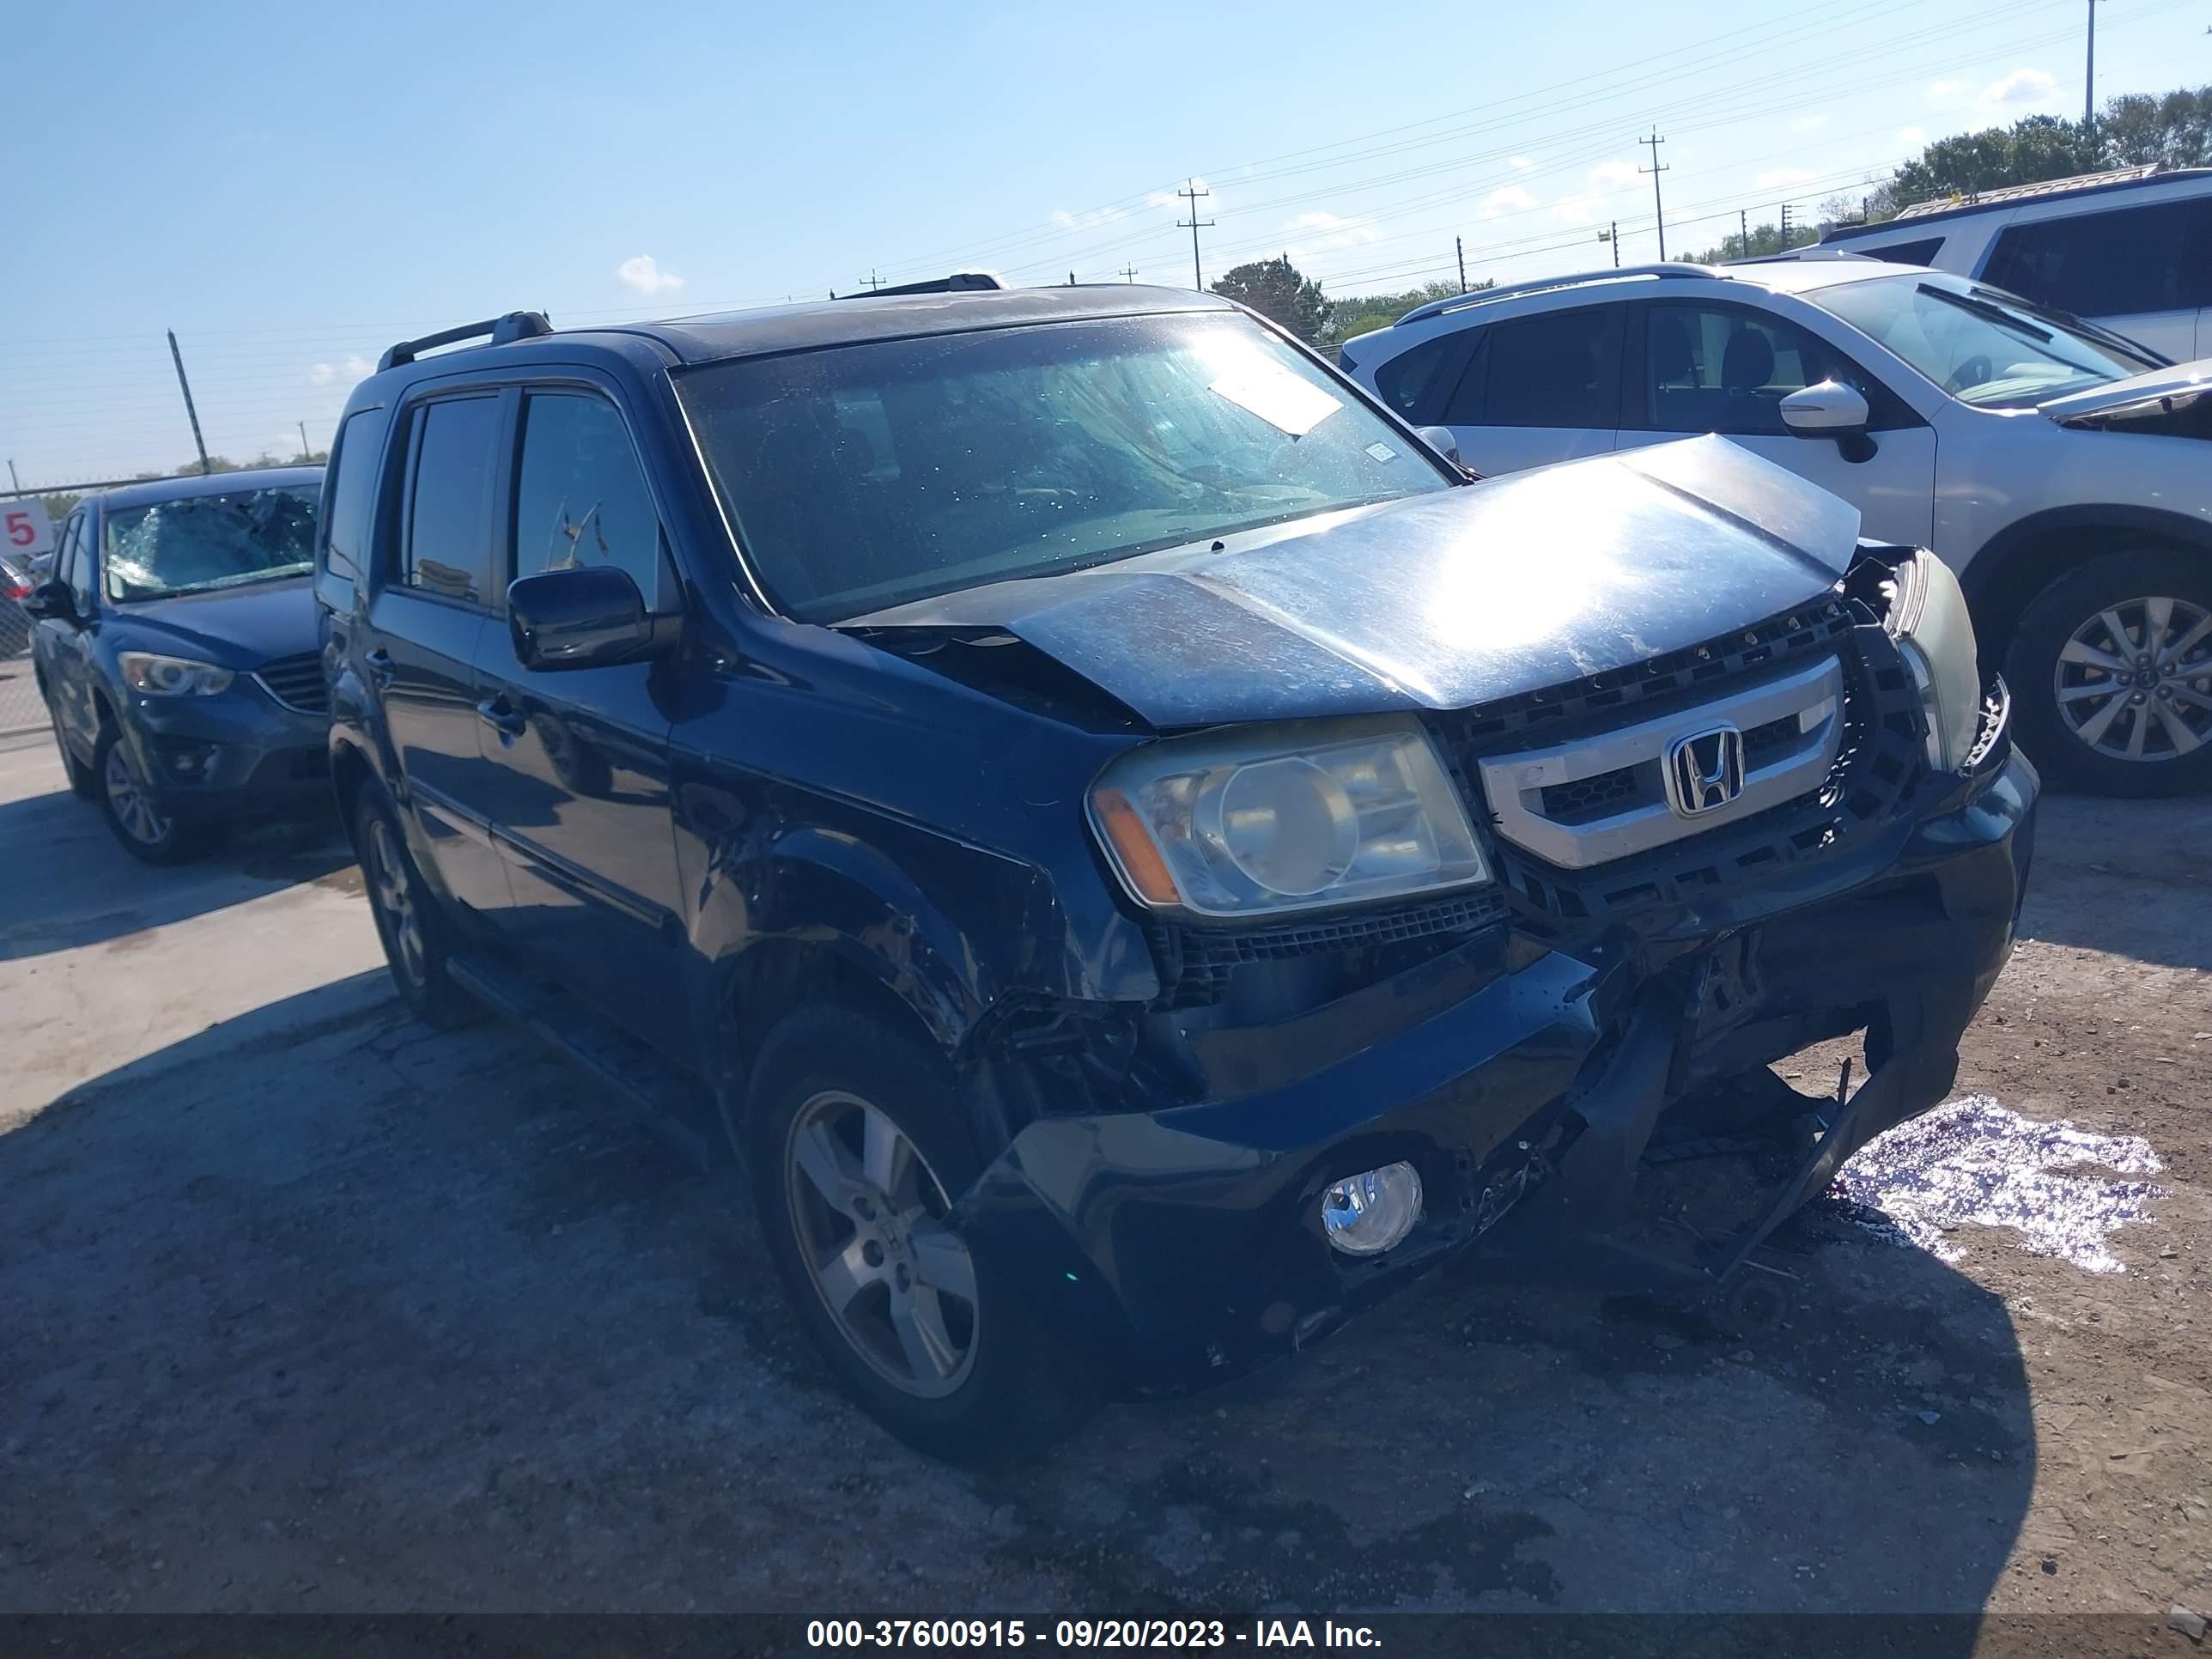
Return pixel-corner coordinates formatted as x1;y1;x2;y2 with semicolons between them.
945;527;2036;1397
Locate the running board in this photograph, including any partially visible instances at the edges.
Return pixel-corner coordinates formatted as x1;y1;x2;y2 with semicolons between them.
447;951;719;1171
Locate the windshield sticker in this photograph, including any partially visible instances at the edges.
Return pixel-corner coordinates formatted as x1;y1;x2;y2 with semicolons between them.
1364;441;1398;463
1208;362;1344;437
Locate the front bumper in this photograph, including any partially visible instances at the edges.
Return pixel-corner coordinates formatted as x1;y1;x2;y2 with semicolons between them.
959;734;2038;1395
118;685;331;824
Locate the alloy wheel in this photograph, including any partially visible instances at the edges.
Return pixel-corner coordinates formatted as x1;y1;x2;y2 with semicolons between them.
366;817;428;988
783;1089;980;1399
103;742;173;846
2053;595;2212;764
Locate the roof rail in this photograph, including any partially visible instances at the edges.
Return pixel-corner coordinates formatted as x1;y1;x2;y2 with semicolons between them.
1395;264;1722;328
377;311;555;372
837;271;1006;301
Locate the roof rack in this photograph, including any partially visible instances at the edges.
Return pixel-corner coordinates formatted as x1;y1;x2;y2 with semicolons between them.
836;272;1006;301
377;311;555;372
1395;264;1723;328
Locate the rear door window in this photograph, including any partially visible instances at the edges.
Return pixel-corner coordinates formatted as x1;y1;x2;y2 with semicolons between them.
322;406;392;586
402;397;502;605
1982;199;2209;316
1460;306;1623;428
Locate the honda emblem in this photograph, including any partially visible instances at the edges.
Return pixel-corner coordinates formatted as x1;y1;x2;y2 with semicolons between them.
1664;725;1746;817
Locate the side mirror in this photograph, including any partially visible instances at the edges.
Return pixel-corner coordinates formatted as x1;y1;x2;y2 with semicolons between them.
21;580;75;623
507;565;660;672
1779;380;1871;435
1415;424;1463;467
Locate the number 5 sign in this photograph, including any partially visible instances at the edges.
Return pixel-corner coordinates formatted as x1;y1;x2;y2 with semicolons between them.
4;500;54;556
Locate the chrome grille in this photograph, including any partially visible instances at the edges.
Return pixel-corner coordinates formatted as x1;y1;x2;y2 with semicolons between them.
254;652;329;715
1475;653;1844;870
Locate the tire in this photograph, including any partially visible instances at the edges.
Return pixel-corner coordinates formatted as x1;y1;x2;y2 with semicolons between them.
93;727;202;864
2006;550;2212;797
47;697;98;801
354;781;477;1029
741;1004;1095;1466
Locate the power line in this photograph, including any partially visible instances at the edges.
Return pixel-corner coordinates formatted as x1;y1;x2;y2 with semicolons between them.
1176;179;1215;291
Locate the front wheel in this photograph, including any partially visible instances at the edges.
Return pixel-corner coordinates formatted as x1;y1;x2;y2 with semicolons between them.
94;728;201;864
742;1005;1096;1466
2005;550;2212;796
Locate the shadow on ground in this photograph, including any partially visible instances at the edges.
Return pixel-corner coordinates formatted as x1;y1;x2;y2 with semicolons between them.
0;971;2034;1624
0;784;354;962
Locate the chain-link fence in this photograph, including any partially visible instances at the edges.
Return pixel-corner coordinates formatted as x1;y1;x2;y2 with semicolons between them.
0;625;45;738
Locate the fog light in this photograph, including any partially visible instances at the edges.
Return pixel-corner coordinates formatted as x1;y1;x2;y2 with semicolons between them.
1319;1162;1422;1256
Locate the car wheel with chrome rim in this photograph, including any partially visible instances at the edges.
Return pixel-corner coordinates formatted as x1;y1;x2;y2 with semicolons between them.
94;727;199;864
741;1003;1095;1465
2007;550;2212;798
354;781;477;1028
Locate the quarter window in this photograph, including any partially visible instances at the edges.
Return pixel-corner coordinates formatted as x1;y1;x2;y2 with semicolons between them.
402;397;501;605
511;392;665;607
1982;199;2212;317
1371;333;1468;423
1460;307;1622;429
1856;236;1945;268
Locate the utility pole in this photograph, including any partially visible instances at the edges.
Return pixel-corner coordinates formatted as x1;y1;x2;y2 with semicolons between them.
6;460;19;495
167;331;211;476
1638;131;1670;261
2083;0;2100;126
1176;179;1214;291
1455;235;1468;293
1068;271;1077;286
1740;208;1749;254
1599;222;1620;267
1119;264;1139;283
860;270;887;291
1780;202;1796;242
297;421;312;462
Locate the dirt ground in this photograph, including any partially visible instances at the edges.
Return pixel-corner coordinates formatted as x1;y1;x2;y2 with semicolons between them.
1;738;2207;1624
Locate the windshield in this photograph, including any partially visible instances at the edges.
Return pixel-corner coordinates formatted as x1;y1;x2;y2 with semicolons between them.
1810;273;2159;409
678;312;1453;622
102;485;320;602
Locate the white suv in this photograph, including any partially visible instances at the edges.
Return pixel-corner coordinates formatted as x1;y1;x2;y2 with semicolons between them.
1341;259;2212;795
1778;165;2212;362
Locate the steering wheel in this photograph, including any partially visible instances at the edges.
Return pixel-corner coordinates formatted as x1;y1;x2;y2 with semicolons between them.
1944;355;1994;395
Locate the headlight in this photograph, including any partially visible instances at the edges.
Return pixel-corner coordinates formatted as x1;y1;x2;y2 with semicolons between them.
1886;551;1981;773
1089;715;1491;919
118;652;234;697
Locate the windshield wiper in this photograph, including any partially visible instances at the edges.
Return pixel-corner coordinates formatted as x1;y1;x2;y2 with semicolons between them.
1918;282;2051;343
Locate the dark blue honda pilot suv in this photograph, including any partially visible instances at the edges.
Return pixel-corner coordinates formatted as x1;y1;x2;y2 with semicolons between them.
318;278;2036;1464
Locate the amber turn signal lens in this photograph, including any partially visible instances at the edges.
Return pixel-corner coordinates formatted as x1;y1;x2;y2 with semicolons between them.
1091;787;1180;907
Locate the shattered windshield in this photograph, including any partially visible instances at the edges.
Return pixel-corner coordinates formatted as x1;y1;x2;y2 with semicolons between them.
1811;273;2159;410
678;312;1453;623
102;485;321;602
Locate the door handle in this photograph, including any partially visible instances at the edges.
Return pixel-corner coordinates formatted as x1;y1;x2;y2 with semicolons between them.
476;696;528;741
364;647;396;689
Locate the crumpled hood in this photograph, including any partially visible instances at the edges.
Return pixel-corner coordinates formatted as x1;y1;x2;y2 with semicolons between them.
2039;357;2212;424
843;436;1861;729
109;574;319;667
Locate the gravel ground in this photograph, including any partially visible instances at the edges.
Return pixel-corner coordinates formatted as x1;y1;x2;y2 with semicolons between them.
0;768;2206;1622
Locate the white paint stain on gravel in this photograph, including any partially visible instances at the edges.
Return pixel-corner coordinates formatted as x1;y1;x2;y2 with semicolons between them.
1832;1095;2162;1273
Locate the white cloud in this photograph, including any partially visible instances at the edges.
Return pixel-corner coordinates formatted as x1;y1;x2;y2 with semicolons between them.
1051;205;1127;231
1589;159;1640;188
1509;155;1533;170
616;254;685;296
1281;210;1382;251
1927;79;1965;101
1980;67;2057;108
1478;185;1539;219
1788;112;1831;134
1756;167;1814;190
1899;124;1928;150
307;353;373;386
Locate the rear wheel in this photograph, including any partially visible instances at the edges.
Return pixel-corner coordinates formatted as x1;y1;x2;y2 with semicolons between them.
742;1005;1094;1466
356;783;476;1028
2007;551;2212;796
94;728;199;864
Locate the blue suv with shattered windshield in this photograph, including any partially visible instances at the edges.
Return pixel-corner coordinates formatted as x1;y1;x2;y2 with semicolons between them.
316;277;2035;1464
